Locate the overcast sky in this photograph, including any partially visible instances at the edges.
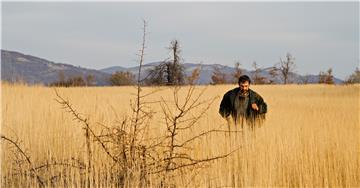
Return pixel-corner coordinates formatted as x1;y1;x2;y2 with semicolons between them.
2;2;359;79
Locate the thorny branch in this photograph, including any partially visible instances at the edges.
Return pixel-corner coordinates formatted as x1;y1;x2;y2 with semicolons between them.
1;135;45;187
54;89;118;163
156;84;243;185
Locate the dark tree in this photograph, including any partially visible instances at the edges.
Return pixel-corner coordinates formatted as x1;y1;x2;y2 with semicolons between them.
146;40;185;85
345;67;360;84
325;68;334;84
232;62;242;84
318;68;334;84
187;66;201;85
279;53;296;84
109;71;135;86
166;40;185;85
50;75;87;87
300;74;311;84
85;74;95;86
146;63;168;85
251;61;267;84
268;66;279;84
211;65;226;85
58;70;65;83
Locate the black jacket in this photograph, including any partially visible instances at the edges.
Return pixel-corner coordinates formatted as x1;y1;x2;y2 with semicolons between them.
219;88;267;119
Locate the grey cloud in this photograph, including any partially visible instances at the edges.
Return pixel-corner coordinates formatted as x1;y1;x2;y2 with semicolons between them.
2;2;358;79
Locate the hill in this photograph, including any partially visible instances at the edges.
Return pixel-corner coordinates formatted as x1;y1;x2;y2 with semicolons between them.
1;50;111;85
1;49;343;85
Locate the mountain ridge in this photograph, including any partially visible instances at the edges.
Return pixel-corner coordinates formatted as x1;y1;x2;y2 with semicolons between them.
1;49;343;85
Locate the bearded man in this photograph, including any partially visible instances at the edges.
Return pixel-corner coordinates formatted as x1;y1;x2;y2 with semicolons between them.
219;75;267;128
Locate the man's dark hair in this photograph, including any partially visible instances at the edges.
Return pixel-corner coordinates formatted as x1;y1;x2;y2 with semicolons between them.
238;75;251;84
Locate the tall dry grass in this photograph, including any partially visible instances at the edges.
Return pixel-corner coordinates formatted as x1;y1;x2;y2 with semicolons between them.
1;83;359;187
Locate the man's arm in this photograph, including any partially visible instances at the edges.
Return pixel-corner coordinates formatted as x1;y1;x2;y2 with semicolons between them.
219;92;231;118
250;90;267;114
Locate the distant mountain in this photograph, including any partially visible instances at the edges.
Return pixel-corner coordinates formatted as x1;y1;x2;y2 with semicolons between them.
99;62;343;84
99;66;127;74
1;49;343;85
1;50;111;85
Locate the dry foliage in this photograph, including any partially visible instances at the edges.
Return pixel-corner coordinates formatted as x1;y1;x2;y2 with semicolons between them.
2;83;359;187
1;20;238;187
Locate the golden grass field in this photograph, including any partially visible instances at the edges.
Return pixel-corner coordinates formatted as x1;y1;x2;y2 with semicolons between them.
1;83;359;187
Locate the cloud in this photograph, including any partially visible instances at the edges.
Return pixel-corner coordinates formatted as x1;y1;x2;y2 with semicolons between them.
2;2;358;79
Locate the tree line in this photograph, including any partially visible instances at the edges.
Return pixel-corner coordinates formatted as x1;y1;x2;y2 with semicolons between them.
50;42;360;87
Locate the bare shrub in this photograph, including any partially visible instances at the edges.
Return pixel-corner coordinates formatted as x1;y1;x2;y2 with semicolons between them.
50;75;87;87
1;135;86;187
252;61;267;84
187;66;202;85
2;20;238;187
211;65;227;85
1;135;45;187
232;61;243;84
278;53;296;84
109;71;135;86
155;85;239;186
319;68;334;84
345;67;360;84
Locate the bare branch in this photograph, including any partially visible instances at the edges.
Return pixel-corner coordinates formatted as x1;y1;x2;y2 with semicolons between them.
1;135;45;187
179;129;242;147
54;89;118;163
151;147;240;174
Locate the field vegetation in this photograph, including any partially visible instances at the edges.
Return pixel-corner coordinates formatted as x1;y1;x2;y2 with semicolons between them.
1;83;359;187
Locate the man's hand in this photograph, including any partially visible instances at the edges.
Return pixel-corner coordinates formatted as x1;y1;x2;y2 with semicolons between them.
251;103;259;111
226;116;234;127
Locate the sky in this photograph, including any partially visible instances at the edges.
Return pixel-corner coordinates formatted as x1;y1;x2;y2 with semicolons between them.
1;2;359;79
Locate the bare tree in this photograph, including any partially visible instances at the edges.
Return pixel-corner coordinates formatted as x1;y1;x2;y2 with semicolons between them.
50;75;87;87
211;65;227;85
109;71;135;86
58;70;65;83
156;85;241;186
3;20;240;187
127;19;154;176
167;40;185;85
251;61;267;84
232;61;242;84
300;74;311;84
325;68;334;84
268;66;279;84
146;40;185;85
345;67;360;84
85;74;95;86
187;66;202;85
318;68;334;84
52;21;238;186
146;63;168;85
279;53;296;84
318;71;326;84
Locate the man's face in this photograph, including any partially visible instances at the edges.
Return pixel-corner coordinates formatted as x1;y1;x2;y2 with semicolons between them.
239;81;250;93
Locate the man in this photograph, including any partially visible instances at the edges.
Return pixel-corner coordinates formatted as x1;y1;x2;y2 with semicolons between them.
219;75;267;128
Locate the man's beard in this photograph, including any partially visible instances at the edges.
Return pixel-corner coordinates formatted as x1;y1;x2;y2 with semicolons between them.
239;89;249;97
